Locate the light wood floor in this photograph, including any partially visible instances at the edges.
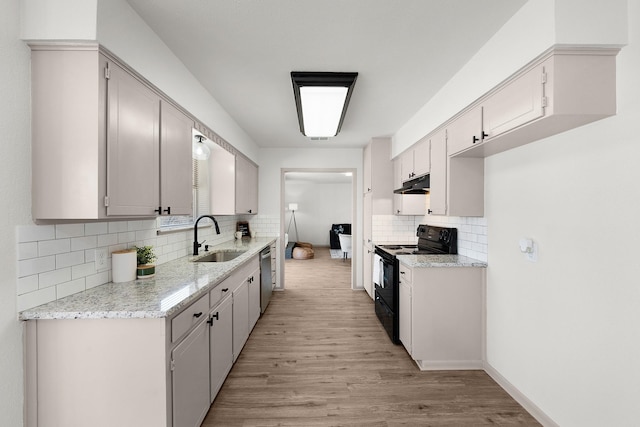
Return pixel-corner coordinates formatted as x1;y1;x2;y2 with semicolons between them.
202;247;540;426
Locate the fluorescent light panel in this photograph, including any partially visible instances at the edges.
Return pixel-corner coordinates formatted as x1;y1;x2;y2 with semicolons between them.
291;72;358;138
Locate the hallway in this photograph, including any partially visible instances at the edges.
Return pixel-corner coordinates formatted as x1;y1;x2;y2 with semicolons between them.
202;248;538;426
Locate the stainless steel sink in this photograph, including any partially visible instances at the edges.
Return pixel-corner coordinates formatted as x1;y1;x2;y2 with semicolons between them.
193;250;246;262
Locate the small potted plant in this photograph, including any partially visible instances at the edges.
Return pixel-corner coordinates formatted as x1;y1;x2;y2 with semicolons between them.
135;245;156;279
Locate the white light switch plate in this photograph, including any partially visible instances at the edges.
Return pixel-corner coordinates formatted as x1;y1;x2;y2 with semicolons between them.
95;248;109;271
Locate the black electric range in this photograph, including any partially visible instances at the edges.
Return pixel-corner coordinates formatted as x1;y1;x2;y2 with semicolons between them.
373;224;458;344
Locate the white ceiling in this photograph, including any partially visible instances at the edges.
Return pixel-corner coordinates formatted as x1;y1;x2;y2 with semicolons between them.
126;0;526;149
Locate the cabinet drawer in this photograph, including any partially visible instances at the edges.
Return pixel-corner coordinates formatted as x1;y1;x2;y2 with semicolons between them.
399;264;412;284
210;279;232;308
171;294;209;343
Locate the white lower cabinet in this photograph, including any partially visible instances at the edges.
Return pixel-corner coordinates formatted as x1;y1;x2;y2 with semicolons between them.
232;280;250;362
399;262;485;370
399;280;412;354
24;253;265;427
209;295;233;403
248;265;261;331
172;320;210;427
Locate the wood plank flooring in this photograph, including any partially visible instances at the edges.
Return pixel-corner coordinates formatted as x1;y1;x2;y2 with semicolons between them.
202;247;540;426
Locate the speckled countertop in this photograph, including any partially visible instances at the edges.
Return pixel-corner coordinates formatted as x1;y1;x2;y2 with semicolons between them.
397;254;488;268
19;238;276;321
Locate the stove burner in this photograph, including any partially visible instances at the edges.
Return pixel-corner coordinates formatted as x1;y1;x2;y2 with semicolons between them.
383;245;403;250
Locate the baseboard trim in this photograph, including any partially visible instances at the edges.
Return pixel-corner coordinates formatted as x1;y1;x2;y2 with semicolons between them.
415;359;483;371
483;362;559;427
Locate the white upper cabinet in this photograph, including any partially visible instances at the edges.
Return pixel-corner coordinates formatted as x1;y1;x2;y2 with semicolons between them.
482;61;545;141
427;129;447;216
447;105;483;156
235;155;259;215
450;47;618;158
30;45;194;220
400;138;430;182
362;137;393;214
160;100;194;216
210;147;259;215
106;61;161;216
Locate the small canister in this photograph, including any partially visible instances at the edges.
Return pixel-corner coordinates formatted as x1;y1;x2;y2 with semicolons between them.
112;249;137;283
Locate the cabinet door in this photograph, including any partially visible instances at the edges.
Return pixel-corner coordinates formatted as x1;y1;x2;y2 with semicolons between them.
160;100;193;216
413;138;430;178
172;320;210;427
400;150;414;182
235;156;258;214
209;296;233;403
399;280;412;355
106;62;160;216
428;129;447;216
394;194;426;216
210;145;236;215
363;143;372;193
363;192;372;247
393;157;402;190
483;62;545;140
248;267;261;331
232;281;250;362
447;105;482;156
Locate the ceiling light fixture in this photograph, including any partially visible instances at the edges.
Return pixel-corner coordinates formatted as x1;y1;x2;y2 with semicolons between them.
192;135;210;160
291;71;358;138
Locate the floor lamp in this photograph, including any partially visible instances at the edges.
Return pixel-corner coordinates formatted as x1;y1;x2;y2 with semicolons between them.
287;203;299;242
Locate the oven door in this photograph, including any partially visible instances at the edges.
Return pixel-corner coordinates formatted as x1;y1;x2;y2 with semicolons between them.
374;252;396;308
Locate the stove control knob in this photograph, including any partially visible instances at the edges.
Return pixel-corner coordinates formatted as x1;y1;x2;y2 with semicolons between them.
440;230;449;242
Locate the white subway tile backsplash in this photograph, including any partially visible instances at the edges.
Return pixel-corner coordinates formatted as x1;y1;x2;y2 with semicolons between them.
17;287;57;312
97;233;119;247
39;268;72;289
57;278;86;299
118;232;136;244
86;271;109;290
38;238;71;257
56;251;85;269
71;236;97;252
72;262;97;280
55;223;85;239
371;214;488;260
18;256;55;278
18;242;38;260
108;221;128;233
17;225;55;243
17;275;39;295
85;222;108;236
16;216;254;311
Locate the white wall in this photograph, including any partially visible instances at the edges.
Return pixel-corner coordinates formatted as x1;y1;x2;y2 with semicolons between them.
393;0;635;425
0;1;32;425
284;180;352;246
485;4;640;425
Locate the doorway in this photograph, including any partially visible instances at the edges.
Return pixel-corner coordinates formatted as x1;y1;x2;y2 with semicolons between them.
280;169;357;290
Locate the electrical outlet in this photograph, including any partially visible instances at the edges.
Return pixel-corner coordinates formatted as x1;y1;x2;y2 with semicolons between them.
95;247;109;271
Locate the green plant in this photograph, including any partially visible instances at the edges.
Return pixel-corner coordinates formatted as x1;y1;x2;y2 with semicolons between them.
135;245;156;266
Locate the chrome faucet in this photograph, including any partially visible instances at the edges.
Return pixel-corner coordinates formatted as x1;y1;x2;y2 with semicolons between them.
193;215;220;256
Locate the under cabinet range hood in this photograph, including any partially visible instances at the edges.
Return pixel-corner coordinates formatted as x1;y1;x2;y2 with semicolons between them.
393;174;430;194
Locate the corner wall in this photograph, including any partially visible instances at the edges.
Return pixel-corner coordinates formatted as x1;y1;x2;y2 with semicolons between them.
394;0;635;425
484;3;640;424
0;1;32;425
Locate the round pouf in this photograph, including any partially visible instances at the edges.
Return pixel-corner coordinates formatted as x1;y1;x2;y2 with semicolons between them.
292;246;314;259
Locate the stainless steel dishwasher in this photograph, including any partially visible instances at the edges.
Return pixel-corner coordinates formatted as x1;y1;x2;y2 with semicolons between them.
260;247;272;313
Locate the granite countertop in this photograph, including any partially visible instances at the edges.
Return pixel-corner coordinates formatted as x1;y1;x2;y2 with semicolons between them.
397;254;488;268
19;237;276;321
